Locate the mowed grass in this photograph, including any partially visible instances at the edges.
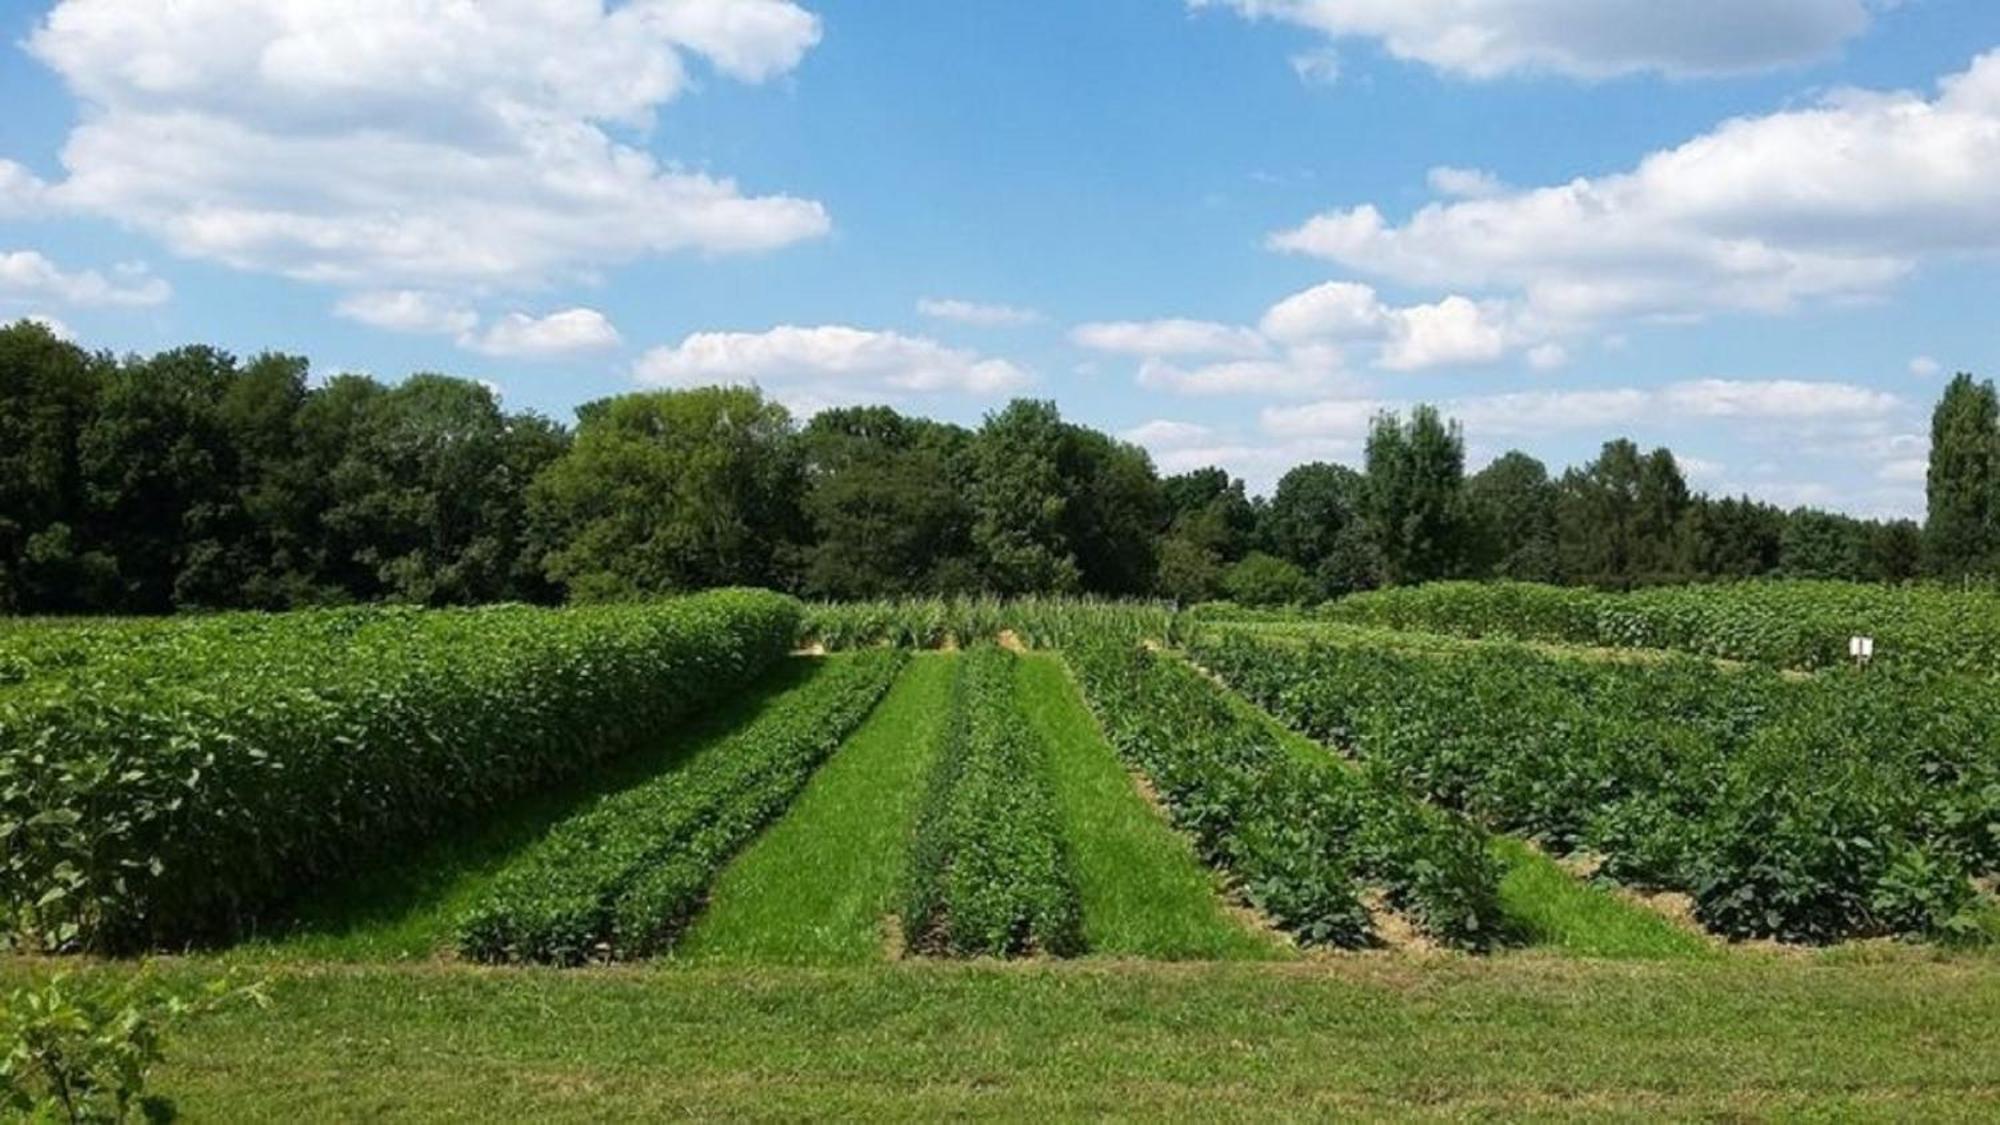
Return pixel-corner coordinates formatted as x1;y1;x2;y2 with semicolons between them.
1186;649;1701;958
1019;653;1278;960
676;655;958;964
237;658;830;962
16;957;2000;1120
1489;838;1714;960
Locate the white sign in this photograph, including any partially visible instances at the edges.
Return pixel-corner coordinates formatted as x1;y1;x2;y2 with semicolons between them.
1848;636;1875;660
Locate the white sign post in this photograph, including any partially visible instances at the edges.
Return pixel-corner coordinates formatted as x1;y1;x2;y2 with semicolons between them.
1848;635;1875;669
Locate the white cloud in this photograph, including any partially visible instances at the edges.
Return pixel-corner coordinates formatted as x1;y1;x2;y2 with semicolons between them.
1072;318;1270;358
1136;347;1352;396
1909;355;1942;378
25;0;829;292
0;161;48;217
1290;46;1342;85
23;313;76;341
334;290;477;336
0;250;170;306
1260;281;1388;343
917;298;1043;326
1527;342;1569;371
1427;166;1505;199
465;308;622;358
1878;457;1928;484
1659;378;1899;419
1270;51;2000;329
634;325;1032;397
1380;295;1511;371
1193;0;1873;80
1121;419;1214;448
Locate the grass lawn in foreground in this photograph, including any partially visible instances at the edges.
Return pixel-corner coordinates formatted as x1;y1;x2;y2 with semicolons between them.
10;955;1997;1121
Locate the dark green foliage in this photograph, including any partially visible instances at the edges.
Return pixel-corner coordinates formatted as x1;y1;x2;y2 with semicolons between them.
531;387;804;601
797;407;977;598
1362;406;1471;586
457;649;905;964
1064;640;1503;949
1466;451;1557;583
903;648;1083;957
1221;552;1312;607
1190;626;1995;943
1925;372;2000;577
1323;578;2000;672
0;590;802;952
1259;461;1364;584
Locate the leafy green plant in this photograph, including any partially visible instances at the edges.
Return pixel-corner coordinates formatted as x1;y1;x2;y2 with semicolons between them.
903;648;1084;958
1064;639;1502;950
457;650;906;964
0;589;803;952
2;968;266;1123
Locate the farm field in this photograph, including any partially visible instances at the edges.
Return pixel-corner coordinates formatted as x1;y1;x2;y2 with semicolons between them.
3;583;1999;1118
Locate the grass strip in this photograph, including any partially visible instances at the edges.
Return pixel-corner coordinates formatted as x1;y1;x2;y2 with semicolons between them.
1489;838;1715;959
456;650;906;965
19;957;2000;1120
676;655;959;964
1019;653;1278;960
904;648;1084;957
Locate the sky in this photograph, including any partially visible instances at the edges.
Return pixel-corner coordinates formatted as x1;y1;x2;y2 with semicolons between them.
2;1;1998;517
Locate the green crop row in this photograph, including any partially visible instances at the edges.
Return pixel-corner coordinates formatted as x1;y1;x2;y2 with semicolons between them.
903;648;1084;958
803;596;1173;652
0;590;803;953
1307;580;2000;672
1063;640;1504;950
457;649;905;965
1189;627;1999;944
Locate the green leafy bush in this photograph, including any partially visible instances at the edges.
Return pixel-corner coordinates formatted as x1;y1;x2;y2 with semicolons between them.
458;649;905;964
1063;639;1502;950
2;968;266;1123
1191;626;1996;943
0;590;802;952
903;648;1084;957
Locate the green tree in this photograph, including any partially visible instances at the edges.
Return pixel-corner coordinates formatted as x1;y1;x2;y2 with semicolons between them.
1222;551;1313;606
0;320;112;612
797;406;975;598
1060;428;1162;595
1361;405;1469;585
1687;495;1785;579
532;387;799;601
969;400;1080;594
1155;534;1223;604
1259;461;1364;584
1464;450;1557;582
1780;508;1867;580
1924;372;2000;578
1557;439;1692;588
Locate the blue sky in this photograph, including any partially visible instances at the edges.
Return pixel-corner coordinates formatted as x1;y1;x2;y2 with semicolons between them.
3;0;1998;516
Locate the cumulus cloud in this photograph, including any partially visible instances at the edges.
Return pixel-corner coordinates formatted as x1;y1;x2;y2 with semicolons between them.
1270;51;2000;330
634;325;1033;398
1121;419;1214;447
1262;378;1903;441
0;250;170;306
0;162;48;217
1136;346;1352;397
24;0;829;292
1427;166;1505;199
1909;355;1942;378
334;290;478;337
1192;0;1874;80
464;308;622;358
917;298;1043;326
1072;318;1270;358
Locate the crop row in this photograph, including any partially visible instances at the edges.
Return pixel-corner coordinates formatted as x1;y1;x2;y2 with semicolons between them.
458;649;906;965
1063;639;1504;950
803;596;1172;652
1189;627;1999;943
0;590;803;952
1303;580;2000;672
903;648;1084;958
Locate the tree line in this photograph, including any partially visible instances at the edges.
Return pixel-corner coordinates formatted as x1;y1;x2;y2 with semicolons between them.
0;319;1982;614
